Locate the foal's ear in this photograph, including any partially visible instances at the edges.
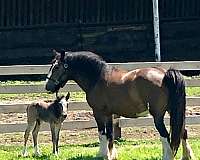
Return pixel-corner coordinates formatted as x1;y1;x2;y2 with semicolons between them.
65;92;70;101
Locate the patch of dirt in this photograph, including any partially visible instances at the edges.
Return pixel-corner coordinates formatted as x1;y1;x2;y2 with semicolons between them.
0;103;200;145
0;106;200;124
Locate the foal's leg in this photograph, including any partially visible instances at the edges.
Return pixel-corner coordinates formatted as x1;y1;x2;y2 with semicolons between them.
153;115;173;160
32;120;41;156
22;121;36;157
181;129;196;160
50;122;58;155
54;123;61;155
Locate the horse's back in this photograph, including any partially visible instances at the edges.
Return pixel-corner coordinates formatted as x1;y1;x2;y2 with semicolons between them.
110;67;168;117
89;67;168;117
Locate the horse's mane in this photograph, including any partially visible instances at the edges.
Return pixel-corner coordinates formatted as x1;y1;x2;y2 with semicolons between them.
65;51;106;67
65;51;108;80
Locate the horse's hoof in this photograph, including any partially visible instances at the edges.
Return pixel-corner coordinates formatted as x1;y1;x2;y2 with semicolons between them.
110;147;118;160
181;156;196;160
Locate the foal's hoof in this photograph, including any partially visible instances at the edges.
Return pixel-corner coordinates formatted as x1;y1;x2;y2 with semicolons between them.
53;151;58;156
22;151;28;157
34;151;41;157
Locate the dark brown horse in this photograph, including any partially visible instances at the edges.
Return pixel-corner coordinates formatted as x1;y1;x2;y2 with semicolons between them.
45;50;195;160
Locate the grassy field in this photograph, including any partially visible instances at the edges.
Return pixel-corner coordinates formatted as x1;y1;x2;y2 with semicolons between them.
0;138;199;160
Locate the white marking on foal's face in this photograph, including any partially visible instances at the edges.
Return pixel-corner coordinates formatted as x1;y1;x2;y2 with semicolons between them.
59;97;68;115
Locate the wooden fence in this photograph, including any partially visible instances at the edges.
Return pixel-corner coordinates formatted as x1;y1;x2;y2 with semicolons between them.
0;61;200;133
1;0;200;30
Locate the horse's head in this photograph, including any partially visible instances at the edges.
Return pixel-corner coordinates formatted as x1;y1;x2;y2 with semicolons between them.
46;49;69;93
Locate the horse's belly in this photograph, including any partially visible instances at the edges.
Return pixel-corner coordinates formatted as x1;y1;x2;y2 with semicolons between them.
111;101;149;118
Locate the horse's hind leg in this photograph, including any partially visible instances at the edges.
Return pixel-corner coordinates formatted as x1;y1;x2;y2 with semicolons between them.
32;120;41;156
153;115;173;160
181;129;196;160
22;121;36;157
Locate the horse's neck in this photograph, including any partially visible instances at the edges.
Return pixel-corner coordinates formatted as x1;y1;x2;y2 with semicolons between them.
72;71;99;93
73;76;92;92
69;60;107;92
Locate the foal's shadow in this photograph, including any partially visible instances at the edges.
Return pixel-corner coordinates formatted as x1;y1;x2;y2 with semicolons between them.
68;156;103;160
18;154;51;160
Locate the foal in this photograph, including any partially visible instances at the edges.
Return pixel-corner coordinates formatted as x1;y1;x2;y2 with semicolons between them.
22;92;70;157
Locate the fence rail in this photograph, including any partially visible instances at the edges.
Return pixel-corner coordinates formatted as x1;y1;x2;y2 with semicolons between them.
0;61;200;75
0;61;200;133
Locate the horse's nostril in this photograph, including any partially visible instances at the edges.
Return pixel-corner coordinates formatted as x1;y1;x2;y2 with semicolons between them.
63;115;67;118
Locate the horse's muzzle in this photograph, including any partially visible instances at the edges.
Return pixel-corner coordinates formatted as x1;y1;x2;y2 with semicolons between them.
45;82;58;93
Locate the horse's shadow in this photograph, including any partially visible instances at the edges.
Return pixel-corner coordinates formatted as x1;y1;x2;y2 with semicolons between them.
18;153;160;160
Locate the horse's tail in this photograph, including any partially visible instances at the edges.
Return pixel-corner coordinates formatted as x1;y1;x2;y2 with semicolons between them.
163;68;186;155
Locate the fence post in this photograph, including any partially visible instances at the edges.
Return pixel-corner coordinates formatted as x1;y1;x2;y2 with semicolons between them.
152;0;161;62
113;114;121;140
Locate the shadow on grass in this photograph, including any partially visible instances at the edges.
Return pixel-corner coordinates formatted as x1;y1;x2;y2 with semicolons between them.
18;154;104;160
17;154;52;160
67;155;104;160
60;142;100;148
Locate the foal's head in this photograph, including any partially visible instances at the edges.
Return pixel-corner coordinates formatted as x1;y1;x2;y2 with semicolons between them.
46;50;70;93
53;92;70;121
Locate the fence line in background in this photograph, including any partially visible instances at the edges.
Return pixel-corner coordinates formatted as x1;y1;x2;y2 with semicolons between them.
0;61;200;75
0;61;200;134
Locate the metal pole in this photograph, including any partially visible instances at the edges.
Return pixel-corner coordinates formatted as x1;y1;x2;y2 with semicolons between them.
152;0;161;61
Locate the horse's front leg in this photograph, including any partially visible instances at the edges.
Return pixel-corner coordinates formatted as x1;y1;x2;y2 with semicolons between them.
106;116;118;160
94;111;117;160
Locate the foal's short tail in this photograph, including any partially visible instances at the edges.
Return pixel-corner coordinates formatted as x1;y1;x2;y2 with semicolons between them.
163;68;186;155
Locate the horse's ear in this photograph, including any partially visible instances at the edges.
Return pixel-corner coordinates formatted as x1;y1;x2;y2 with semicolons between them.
66;92;70;101
52;49;61;60
60;50;65;62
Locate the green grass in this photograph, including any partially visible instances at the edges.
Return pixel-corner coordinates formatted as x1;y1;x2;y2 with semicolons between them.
186;87;200;96
0;139;199;160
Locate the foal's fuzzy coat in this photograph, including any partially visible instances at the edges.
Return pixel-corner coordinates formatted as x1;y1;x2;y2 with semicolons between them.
22;93;70;157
